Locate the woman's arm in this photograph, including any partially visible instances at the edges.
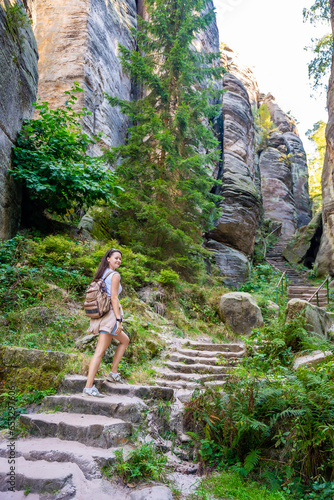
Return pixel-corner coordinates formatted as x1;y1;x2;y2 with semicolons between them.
110;272;122;332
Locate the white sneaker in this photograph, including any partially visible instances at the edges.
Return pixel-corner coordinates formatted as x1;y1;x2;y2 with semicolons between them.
106;373;127;384
82;385;104;397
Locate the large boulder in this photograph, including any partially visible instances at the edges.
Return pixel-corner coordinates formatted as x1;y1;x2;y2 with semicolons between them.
283;211;322;266
0;346;73;394
0;3;38;239
218;292;264;335
285;299;334;339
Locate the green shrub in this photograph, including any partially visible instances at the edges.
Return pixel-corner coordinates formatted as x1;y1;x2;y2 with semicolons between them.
157;269;180;287
185;363;334;491
104;442;168;484
11;83;120;219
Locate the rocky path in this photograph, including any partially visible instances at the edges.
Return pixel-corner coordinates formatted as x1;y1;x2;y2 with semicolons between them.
0;340;245;499
266;237;328;307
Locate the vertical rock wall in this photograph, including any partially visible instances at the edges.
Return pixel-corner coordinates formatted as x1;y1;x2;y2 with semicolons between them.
27;0;137;152
315;0;334;276
0;2;38;239
206;72;261;285
259;94;311;234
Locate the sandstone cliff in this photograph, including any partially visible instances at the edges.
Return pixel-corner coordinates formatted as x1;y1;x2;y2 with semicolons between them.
259;93;311;234
206;72;260;285
315;0;334;276
26;0;137;152
0;1;38;239
206;47;311;283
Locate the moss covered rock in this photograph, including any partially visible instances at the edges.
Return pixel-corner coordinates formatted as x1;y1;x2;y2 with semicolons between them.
283;211;322;266
0;346;74;394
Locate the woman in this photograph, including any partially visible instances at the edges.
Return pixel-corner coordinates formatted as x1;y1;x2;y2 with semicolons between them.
83;248;129;397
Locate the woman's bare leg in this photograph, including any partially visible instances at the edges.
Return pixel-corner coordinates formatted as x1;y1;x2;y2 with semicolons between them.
111;330;130;373
86;333;112;388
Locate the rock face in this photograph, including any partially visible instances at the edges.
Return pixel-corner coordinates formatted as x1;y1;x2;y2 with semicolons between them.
0;3;38;239
258;94;311;236
26;0;137;153
285;298;334;339
315;1;334;276
283;211;322;267
218;292;264;335
206;72;261;283
208;48;311;284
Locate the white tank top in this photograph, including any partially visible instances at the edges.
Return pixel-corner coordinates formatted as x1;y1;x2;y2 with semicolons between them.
102;270;122;297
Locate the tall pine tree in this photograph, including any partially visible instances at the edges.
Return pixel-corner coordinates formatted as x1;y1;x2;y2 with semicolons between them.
105;0;223;267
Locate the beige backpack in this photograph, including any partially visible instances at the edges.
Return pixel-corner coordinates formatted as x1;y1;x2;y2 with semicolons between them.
83;270;114;319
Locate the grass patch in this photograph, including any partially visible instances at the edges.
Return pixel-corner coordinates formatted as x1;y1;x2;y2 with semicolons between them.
191;471;289;500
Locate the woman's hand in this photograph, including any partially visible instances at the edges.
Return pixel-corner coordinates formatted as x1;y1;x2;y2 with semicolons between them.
116;322;123;334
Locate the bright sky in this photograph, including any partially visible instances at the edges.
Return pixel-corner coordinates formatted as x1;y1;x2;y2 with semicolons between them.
214;0;330;156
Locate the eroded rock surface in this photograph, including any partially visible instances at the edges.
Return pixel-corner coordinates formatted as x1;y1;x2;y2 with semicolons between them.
0;3;38;239
315;2;334;276
26;0;137;153
258;94;311;235
286;298;334;339
218;292;264;335
206;72;260;283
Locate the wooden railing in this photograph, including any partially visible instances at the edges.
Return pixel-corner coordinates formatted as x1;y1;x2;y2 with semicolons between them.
307;277;330;307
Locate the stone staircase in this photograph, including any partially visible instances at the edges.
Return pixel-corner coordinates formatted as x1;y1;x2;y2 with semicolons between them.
155;340;245;391
0;379;173;499
266;238;328;308
0;340;245;499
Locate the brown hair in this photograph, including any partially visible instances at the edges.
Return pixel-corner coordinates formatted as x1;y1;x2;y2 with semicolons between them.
93;248;123;280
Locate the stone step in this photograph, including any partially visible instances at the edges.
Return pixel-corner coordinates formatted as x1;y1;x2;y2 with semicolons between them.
288;286;327;292
155;378;226;390
176;347;245;359
19;412;132;449
0;455;131;499
164;360;228;374
155;367;227;382
0;437;134;480
42;393;146;424
61;375;173;401
168;352;240;367
0;456;73;495
180;341;244;353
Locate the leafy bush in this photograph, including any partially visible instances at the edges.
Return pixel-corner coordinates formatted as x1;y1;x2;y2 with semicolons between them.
185;362;334;493
104;442;168;484
11;83;120;218
239;263;282;303
157;269;180;287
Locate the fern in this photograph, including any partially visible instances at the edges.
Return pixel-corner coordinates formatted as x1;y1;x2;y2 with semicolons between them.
244;449;261;474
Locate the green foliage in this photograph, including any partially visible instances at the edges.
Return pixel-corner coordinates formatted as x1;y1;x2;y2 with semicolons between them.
252;104;276;150
239;263;280;302
307;120;326;211
303;1;332;93
191;470;288;500
0;387;56;430
3;0;31;42
104;0;223;263
186;363;334;492
104;442;168;484
157;269;180;287
11;84;120;218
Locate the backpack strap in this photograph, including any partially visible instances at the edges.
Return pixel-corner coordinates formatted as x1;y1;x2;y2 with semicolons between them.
102;270;116;281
